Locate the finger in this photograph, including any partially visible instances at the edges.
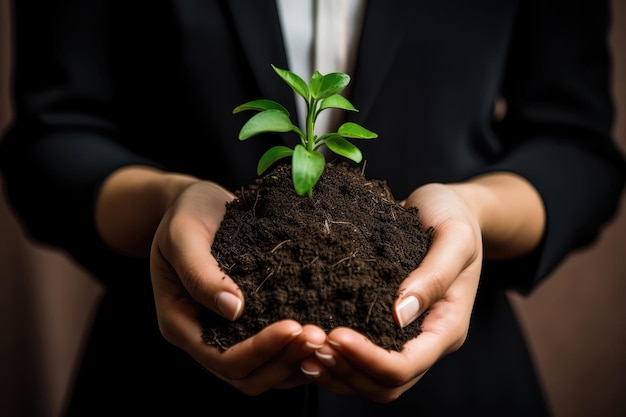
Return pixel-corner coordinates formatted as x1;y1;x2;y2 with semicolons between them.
242;323;326;376
153;274;319;395
156;196;245;320
301;328;420;403
393;217;481;328
235;324;327;393
202;323;326;395
273;324;329;389
315;273;479;392
300;352;358;397
321;328;419;385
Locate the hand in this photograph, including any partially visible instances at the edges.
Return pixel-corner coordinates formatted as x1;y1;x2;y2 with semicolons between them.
299;181;483;402
149;180;327;395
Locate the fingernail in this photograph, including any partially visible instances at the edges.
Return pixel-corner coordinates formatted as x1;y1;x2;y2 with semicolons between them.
328;339;342;348
216;291;242;321
396;295;419;328
315;351;336;367
301;366;320;377
306;341;324;349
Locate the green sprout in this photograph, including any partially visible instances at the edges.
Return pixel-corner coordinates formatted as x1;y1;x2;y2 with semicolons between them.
233;64;378;196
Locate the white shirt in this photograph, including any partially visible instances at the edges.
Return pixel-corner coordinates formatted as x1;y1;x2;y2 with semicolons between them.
276;0;366;132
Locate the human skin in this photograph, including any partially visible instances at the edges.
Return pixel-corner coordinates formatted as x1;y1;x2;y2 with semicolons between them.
95;166;545;399
300;173;545;402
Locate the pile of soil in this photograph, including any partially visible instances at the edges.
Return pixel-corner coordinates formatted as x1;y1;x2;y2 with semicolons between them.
200;163;433;352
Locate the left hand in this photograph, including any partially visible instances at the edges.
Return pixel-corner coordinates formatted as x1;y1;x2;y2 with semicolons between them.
299;181;483;402
299;172;544;402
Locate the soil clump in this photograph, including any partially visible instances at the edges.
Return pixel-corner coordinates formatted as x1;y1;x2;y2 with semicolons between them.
201;163;433;352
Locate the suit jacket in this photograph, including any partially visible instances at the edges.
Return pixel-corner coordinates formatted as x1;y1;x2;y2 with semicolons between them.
1;0;624;416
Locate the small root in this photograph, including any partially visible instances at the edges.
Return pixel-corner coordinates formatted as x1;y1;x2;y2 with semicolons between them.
332;251;358;267
329;220;353;226
270;239;291;253
323;218;330;234
255;261;282;293
306;256;319;268
206;328;230;351
364;294;379;324
250;188;261;215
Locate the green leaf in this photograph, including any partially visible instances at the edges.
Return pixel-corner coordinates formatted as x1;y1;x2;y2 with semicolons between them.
292;144;325;195
232;66;380;196
233;99;290;115
310;72;351;100
325;134;363;163
308;71;323;98
238;109;295;140
271;64;309;102
338;122;378;139
319;94;358;112
257;145;293;175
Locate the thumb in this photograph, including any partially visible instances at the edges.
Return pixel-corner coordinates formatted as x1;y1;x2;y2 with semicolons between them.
201;261;244;321
152;181;243;322
393;220;480;328
151;227;245;322
170;223;244;321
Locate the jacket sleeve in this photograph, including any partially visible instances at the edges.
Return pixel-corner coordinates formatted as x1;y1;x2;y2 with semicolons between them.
0;0;162;275
485;0;626;292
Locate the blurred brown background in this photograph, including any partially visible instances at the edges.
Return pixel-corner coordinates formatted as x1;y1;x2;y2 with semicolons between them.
1;1;625;416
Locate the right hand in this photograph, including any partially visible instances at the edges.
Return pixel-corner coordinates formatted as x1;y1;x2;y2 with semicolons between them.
149;180;327;395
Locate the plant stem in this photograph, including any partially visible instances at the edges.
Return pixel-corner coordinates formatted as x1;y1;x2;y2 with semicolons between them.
306;98;316;151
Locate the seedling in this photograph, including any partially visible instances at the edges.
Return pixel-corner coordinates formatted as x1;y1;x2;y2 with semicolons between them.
233;64;378;196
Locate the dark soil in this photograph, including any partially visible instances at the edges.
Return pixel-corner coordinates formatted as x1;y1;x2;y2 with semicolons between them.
200;163;433;352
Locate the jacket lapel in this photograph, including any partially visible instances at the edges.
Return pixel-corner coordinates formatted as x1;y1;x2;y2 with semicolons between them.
226;0;296;115
225;1;415;132
350;1;418;123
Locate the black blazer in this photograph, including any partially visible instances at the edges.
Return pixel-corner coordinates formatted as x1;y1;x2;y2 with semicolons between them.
2;0;624;416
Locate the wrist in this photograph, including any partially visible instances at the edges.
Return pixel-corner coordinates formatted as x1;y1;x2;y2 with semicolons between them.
95;166;199;257
451;172;545;260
